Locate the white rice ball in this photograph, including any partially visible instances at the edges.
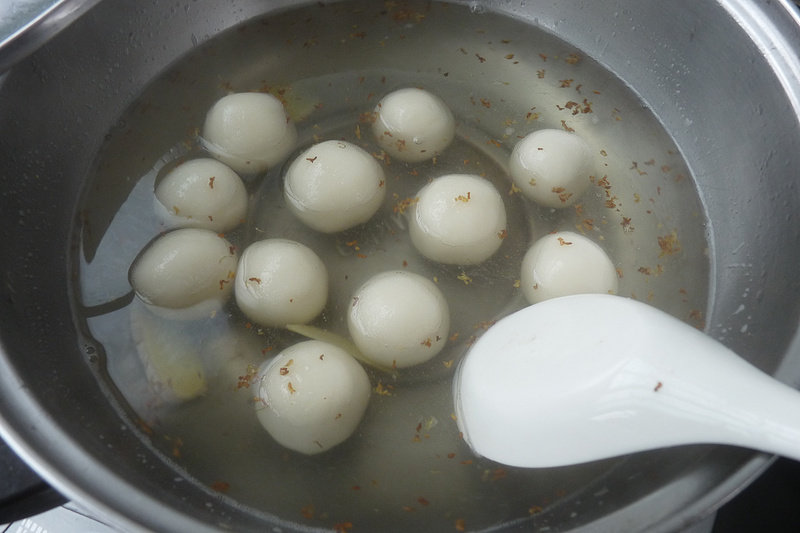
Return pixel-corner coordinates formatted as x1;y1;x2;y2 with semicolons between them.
255;340;371;455
154;158;247;232
129;228;237;312
509;129;593;208
372;88;455;162
234;239;328;327
520;231;618;304
348;271;449;368
202;92;297;174
283;140;386;233
409;174;507;265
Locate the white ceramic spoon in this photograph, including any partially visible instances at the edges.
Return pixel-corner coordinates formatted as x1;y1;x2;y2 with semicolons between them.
454;293;800;467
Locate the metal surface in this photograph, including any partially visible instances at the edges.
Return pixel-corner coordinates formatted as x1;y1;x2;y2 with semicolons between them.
0;0;799;531
0;0;102;73
0;437;66;522
2;501;120;533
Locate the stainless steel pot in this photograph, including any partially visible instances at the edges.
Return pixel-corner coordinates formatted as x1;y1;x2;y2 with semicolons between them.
1;1;799;531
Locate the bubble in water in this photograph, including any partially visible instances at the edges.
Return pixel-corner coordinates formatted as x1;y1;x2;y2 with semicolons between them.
469;2;486;14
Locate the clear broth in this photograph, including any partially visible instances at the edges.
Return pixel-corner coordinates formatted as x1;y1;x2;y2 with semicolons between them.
75;1;710;531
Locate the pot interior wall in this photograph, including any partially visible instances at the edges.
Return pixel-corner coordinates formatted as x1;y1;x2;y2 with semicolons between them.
1;1;799;532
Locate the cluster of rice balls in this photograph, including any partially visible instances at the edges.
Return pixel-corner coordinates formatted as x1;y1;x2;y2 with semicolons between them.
128;88;617;455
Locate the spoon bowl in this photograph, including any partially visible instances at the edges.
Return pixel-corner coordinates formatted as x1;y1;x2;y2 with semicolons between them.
454;294;800;468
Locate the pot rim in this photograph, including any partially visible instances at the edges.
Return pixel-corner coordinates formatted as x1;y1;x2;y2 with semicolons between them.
0;0;102;73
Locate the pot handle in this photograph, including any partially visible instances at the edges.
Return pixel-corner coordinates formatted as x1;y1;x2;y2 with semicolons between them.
0;0;102;73
0;437;66;523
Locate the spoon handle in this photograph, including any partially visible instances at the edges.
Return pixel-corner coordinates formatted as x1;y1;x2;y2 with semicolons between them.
455;294;800;467
650;344;800;462
561;299;800;463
